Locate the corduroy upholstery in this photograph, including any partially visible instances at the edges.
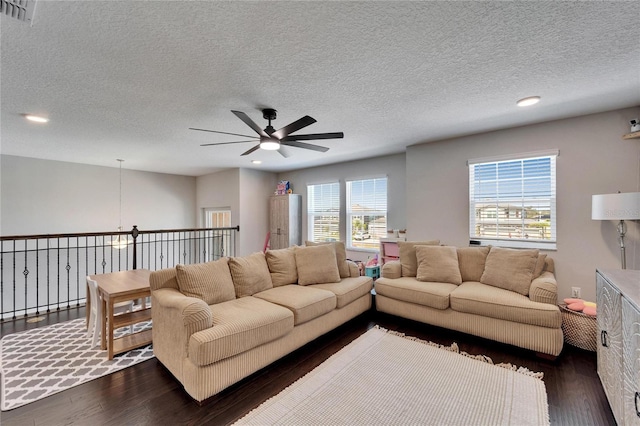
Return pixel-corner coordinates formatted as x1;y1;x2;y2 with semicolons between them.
376;246;563;356
254;285;337;325
151;252;372;403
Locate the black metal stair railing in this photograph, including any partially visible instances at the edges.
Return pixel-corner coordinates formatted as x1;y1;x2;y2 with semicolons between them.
0;225;239;321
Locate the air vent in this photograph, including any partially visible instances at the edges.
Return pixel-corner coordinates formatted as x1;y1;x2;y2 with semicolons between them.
1;0;36;24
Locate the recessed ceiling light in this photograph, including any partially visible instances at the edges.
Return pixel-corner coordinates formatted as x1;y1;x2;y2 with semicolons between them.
516;96;541;107
25;114;49;123
252;160;262;164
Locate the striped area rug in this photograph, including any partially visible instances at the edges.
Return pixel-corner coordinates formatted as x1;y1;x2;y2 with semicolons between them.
236;326;549;425
1;318;154;411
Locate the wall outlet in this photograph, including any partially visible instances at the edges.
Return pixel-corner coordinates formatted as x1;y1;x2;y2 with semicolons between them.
571;287;581;298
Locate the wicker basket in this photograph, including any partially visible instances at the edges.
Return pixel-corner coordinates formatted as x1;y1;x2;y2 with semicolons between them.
559;304;597;352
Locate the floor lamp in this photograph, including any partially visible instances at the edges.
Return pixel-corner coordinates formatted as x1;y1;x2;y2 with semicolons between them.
592;192;640;269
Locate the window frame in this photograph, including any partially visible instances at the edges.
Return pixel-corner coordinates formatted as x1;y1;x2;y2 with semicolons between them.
468;150;558;250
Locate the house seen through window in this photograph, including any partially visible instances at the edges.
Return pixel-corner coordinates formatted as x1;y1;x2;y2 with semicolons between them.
347;177;387;250
307;182;340;243
468;151;557;249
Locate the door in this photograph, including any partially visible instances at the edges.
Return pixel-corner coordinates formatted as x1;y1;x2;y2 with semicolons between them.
596;272;624;424
622;297;640;424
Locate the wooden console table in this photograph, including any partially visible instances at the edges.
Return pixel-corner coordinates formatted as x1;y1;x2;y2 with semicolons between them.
90;269;152;360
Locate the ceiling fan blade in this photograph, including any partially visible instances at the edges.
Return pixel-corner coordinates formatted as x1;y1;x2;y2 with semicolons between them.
240;144;261;156
232;110;269;138
189;128;258;139
281;140;329;152
281;132;344;141
200;140;257;147
278;146;293;158
271;115;317;140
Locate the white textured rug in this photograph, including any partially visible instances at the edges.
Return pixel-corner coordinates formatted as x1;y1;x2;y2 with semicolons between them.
236;326;549;425
0;318;154;411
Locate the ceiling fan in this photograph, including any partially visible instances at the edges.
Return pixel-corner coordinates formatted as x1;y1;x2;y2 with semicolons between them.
190;109;344;157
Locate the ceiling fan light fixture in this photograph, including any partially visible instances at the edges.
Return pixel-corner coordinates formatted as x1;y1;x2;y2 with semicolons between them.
516;96;541;107
260;138;280;151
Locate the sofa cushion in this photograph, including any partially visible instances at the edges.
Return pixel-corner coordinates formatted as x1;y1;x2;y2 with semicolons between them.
415;245;462;285
295;245;341;285
228;252;273;298
456;246;490;282
254;285;336;325
311;276;373;308
450;281;561;328
265;247;298;287
480;247;538;296
175;258;236;305
374;277;457;310
398;240;440;277
533;254;547;279
305;240;350;278
188;297;294;366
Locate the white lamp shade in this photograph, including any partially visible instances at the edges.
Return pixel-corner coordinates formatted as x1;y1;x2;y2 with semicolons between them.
592;192;640;220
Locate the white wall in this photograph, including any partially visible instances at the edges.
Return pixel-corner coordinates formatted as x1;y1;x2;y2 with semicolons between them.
405;107;640;301
1;155;197;235
279;153;406;262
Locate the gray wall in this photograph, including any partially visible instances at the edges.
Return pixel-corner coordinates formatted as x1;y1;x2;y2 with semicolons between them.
196;168;241;229
195;167;277;256
405;107;640;301
279;153;406;262
1;155;197;235
239;168;278;255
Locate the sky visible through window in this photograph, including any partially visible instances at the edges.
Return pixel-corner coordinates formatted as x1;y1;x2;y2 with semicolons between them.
473;157;551;200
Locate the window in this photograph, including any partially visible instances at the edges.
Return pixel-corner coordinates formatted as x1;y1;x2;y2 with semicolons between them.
203;208;232;260
307;182;340;242
347;177;387;250
203;208;231;228
469;151;557;249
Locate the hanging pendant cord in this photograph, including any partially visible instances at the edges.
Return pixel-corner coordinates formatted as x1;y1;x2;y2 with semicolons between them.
117;159;124;231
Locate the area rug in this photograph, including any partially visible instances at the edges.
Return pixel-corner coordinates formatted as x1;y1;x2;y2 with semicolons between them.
0;318;154;411
236;326;549;425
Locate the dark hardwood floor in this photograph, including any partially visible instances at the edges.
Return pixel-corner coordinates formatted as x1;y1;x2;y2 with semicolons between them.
1;306;615;426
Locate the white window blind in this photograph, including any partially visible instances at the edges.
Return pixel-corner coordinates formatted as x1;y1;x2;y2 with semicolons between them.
469;152;557;249
307;182;340;242
346;177;387;250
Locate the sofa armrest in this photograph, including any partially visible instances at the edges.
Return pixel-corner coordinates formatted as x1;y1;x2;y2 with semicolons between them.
381;261;402;279
347;260;360;278
529;271;558;305
151;287;213;378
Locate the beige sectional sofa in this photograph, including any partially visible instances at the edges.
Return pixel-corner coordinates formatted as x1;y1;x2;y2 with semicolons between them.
375;242;563;356
150;242;372;403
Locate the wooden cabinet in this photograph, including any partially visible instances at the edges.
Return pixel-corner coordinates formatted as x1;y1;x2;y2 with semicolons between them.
269;194;301;249
597;269;640;425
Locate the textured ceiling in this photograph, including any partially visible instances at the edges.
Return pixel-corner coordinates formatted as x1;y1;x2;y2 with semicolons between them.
1;1;639;176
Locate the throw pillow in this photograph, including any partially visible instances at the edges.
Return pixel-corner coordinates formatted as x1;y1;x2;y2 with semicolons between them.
295;244;341;285
398;240;440;277
228;252;273;298
265;247;298;287
175;258;236;305
480;247;539;296
305;240;350;278
533;253;547;279
416;245;462;285
456;246;490;282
